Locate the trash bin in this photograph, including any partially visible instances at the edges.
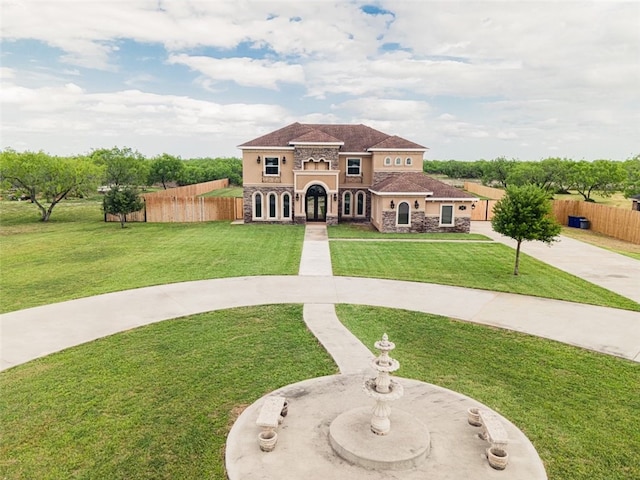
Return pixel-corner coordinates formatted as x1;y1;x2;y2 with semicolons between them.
568;215;581;228
579;219;590;229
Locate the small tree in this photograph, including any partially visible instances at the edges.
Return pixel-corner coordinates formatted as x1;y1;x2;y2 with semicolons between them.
90;147;149;187
0;149;102;221
491;185;561;275
148;153;184;189
102;186;144;228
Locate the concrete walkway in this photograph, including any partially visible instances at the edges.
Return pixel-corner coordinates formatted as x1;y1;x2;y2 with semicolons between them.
1;223;639;371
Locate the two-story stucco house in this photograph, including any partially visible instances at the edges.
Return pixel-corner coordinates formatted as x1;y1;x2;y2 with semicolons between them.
239;123;477;233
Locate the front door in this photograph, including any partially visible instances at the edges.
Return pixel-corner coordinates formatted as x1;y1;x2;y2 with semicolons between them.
305;184;327;222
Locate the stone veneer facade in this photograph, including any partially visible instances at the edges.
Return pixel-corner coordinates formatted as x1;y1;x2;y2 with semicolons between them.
243;186;294;224
294;146;339;169
381;212;470;233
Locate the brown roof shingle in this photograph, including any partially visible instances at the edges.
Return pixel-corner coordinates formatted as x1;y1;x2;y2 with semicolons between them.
371;173;477;199
239;123;426;152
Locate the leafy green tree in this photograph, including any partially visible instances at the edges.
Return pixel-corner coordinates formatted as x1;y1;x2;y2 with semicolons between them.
90;147;149;187
622;155;640;198
491;185;561;275
0;149;102;221
102;186;144;228
148;153;184;189
569;160;626;201
482;157;517;187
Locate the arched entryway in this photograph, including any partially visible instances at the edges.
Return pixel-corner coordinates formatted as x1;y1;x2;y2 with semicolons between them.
305;184;327;222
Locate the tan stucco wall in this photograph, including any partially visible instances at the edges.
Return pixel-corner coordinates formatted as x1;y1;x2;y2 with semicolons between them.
371;152;424;173
338;154;373;186
294;172;338;192
242;149;294;185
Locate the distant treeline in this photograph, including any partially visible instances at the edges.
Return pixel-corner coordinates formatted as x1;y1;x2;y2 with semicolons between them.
423;156;640;200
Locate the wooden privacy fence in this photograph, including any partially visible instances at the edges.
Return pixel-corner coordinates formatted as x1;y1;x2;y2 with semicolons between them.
145;179;229;198
143;196;243;222
463;182;505;200
105;179;244;223
552;200;640;244
463;182;639;244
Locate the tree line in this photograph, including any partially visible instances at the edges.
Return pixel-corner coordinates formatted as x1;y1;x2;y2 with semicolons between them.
0;147;242;223
423;156;640;201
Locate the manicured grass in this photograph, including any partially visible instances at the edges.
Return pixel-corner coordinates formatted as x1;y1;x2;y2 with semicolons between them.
560;226;640;260
330;241;640;311
199;186;243;198
0;305;337;480
554;191;630;208
0;200;304;313
336;304;640;480
328;223;490;240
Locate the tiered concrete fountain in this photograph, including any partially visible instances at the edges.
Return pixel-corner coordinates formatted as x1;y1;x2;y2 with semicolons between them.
329;333;431;470
226;333;548;480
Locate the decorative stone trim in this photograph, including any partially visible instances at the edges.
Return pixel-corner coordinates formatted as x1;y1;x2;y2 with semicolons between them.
243;186;294;224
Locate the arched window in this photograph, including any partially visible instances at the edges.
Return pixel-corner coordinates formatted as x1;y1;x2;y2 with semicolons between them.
395;157;402;166
356;191;365;216
253;192;263;219
282;193;291;219
397;202;410;225
384;156;391;166
405;157;413;166
343;191;352;216
268;193;277;219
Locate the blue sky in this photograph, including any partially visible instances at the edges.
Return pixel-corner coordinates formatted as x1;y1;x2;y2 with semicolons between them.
1;1;638;160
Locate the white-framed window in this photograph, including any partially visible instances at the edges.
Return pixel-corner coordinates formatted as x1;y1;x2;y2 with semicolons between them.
282;193;291;219
343;191;352;216
395;157;402;166
397;201;410;225
264;157;279;176
346;157;361;176
253;192;263;219
405;157;412;166
356;191;365;216
384;156;391;166
440;204;454;226
268;192;277;219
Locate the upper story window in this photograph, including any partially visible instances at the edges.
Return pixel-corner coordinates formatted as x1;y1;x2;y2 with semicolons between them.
405;157;413;166
264;157;279;176
395;157;402;166
347;158;361;176
384;157;391;166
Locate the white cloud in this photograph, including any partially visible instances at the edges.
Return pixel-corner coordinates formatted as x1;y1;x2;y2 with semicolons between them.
167;54;305;89
1;1;639;160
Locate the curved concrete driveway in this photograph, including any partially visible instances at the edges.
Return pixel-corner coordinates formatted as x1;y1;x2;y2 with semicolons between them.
2;275;639;370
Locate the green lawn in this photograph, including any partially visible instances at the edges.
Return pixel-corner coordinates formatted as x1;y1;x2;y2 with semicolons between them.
2;304;637;480
328;223;490;240
199;186;243;198
336;304;640;480
330;241;640;311
0;305;337;480
0;200;303;313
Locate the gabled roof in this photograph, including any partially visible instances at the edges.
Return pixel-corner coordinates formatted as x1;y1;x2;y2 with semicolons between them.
370;172;477;199
239;122;426;152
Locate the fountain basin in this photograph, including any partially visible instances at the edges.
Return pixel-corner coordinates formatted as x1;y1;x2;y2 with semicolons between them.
330;406;430;470
226;374;548;480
